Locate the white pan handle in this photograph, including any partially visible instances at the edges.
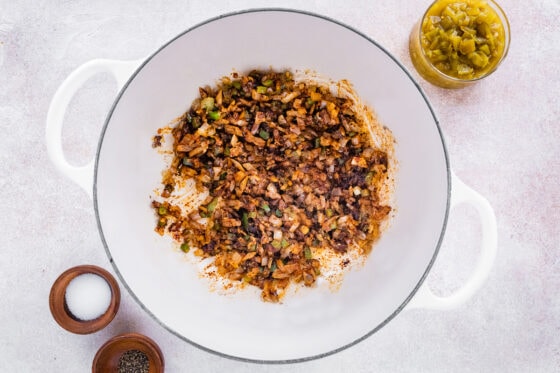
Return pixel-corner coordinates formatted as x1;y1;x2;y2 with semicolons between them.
46;58;143;199
407;171;498;310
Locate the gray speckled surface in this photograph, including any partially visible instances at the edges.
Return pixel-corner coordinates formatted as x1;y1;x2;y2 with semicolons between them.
1;0;559;371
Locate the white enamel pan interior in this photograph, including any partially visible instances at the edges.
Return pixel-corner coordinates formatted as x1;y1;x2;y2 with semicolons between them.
46;9;497;363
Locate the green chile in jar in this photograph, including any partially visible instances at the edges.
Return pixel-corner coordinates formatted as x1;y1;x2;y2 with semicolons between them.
420;0;507;80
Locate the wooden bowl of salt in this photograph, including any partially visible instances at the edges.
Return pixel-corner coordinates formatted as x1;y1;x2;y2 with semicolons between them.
49;264;120;334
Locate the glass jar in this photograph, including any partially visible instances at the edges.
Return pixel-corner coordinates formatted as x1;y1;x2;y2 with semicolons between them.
409;0;510;88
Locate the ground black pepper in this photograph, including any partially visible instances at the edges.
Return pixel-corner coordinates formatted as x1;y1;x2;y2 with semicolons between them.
118;349;149;373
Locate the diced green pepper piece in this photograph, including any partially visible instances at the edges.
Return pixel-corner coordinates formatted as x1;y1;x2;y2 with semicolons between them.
459;38;476;54
304;247;312;260
256;86;267;94
468;51;489;68
206;198;219;213
440;16;453;30
259;130;270;140
242;212;249;230
180;242;190;253
262;79;274;87
261;203;271;213
477;22;491;38
457;64;474;75
200;97;215;111
208;111;220;120
192;116;201;129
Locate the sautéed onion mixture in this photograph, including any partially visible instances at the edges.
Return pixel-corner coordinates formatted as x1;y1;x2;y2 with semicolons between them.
151;70;395;302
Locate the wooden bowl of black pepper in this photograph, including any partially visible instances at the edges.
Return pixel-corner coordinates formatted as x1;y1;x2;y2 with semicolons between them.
92;333;164;373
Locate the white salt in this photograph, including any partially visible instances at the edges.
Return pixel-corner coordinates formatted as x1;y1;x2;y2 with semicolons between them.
64;273;112;321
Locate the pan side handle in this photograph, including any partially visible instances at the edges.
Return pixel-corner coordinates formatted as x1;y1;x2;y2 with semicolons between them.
406;171;498;310
45;58;143;198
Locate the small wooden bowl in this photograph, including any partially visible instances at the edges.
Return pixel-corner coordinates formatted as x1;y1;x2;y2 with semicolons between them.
92;333;165;373
49;264;121;334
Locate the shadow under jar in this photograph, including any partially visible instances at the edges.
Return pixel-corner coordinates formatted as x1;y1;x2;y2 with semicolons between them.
409;0;510;88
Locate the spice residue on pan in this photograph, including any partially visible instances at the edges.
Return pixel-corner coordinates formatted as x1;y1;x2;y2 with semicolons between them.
151;69;395;302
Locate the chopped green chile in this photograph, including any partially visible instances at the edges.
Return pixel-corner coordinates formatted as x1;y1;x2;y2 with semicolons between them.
420;0;506;79
208;111;220;120
261;203;271;213
206;198;219;213
191;116;201;129
200;97;215;111
242;212;249;231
